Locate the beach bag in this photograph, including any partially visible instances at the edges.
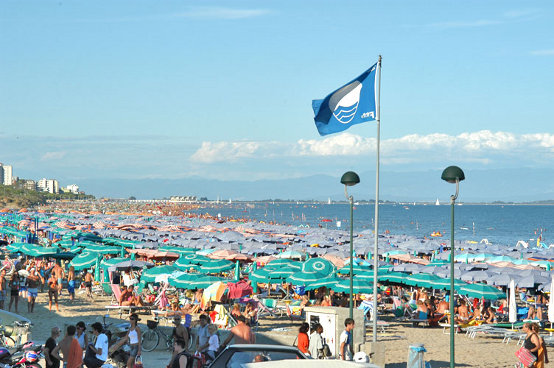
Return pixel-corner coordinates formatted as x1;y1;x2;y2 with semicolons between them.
515;347;537;367
319;343;332;358
133;356;143;368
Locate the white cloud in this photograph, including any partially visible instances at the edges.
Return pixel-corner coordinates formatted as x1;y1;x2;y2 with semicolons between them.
40;151;67;161
190;130;554;166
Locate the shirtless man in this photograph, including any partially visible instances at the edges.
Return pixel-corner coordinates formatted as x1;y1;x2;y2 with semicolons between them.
436;299;449;315
220;315;255;349
48;273;60;312
0;269;7;310
26;268;44;313
52;263;65;295
455;299;470;324
84;270;93;299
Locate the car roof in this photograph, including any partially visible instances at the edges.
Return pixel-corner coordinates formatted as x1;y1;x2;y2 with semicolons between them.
227;344;302;352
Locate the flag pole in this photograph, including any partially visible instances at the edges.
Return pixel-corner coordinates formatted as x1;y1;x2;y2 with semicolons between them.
372;55;382;343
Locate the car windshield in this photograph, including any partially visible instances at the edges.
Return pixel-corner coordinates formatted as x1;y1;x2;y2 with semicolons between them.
225;350;302;368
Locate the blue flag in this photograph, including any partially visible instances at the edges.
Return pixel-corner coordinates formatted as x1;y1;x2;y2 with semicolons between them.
312;63;378;136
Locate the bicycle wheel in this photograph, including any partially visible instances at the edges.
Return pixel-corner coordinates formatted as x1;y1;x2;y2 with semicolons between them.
141;329;159;352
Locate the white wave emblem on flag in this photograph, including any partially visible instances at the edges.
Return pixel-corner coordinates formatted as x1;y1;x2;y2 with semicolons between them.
329;81;362;124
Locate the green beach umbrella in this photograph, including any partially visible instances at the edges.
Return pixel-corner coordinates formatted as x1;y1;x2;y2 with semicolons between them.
198;259;234;274
378;271;408;284
332;278;373;294
94;256;101;281
458;283;504;300
69;252;97;270
287;270;331;286
234;261;241;281
185;275;224;290
168;272;199;288
430;277;467;291
404;273;444;288
175;253;211;269
302;258;336;275
338;264;372;275
141;265;178;283
304;276;340;291
265;259;302;270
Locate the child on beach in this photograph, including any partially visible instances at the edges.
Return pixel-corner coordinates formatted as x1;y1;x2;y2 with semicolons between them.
206;324;220;361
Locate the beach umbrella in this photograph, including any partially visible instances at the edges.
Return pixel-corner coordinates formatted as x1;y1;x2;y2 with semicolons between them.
69;251;97;270
404;273;444;288
249;267;297;283
174;253;211;268
198;259;234;274
169;272;201;288
458;283;504;300
304;276;340;291
378;271;407;284
141;265;178;283
186;275;224;290
302;258;336;275
265;259;302;270
94;256;101;281
460;270;493;283
113;260;154;271
429;277;467;291
276;250;305;260
509;279;517;323
337;264;371;275
287;270;330;286
332;278;373;294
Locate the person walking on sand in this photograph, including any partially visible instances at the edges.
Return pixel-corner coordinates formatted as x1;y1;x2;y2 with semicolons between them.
84;270;93;299
52;262;65;295
53;325;83;368
339;318;355;361
26;267;43;313
48;273;60;312
8;271;20;312
295;322;310;356
67;266;76;302
309;323;324;359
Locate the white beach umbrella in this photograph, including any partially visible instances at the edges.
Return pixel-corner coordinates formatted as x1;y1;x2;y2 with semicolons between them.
509;279;517;323
548;276;554;324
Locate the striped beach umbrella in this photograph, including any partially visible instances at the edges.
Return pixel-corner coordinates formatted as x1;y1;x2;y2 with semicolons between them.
458;283;504;300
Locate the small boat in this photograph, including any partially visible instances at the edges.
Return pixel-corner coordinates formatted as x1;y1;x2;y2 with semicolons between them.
435;198;440;206
430;231;443;237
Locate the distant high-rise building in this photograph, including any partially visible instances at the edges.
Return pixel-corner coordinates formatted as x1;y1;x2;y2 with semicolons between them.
65;184;79;194
2;165;12;185
37;178;59;194
23;180;37;191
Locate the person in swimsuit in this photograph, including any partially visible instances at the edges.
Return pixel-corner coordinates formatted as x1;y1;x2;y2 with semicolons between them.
67;266;76;302
48;273;60;312
84;270;93;299
8;271;20;312
26;267;44;313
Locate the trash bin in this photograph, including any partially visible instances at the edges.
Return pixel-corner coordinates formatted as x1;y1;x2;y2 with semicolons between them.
407;343;426;368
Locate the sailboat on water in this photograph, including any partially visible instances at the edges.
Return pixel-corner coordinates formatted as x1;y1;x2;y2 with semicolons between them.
435;198;440;206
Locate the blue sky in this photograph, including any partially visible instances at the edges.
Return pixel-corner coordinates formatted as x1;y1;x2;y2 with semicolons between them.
1;1;553;196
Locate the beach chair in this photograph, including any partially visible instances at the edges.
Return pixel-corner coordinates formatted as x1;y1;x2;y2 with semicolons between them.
285;304;303;320
257;298;285;317
110;284;123;305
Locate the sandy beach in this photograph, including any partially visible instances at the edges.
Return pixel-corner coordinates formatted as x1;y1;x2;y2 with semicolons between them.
15;289;523;368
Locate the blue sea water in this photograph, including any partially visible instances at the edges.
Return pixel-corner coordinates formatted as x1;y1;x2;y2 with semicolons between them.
190;203;554;247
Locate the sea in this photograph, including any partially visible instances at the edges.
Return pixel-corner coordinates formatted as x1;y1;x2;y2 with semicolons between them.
189;203;554;247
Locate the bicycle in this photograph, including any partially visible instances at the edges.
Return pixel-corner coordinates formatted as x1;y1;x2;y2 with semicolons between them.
141;319;194;352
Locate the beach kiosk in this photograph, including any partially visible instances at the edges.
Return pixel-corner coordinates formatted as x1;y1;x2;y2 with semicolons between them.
304;306;365;358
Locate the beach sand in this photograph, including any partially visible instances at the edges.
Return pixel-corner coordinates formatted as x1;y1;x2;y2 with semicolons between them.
18;291;520;368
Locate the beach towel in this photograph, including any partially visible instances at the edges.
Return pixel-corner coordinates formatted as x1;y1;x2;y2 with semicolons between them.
515;346;537;368
67;337;83;368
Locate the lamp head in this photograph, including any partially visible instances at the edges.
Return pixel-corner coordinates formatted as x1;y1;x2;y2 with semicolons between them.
441;166;465;184
340;171;360;187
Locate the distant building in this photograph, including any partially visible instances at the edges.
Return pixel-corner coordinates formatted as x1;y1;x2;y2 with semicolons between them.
65;184;79;194
23;180;37;191
0;163;13;185
37;178;59;194
169;195;197;202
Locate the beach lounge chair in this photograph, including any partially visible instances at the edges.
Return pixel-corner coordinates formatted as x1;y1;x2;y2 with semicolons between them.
285;304;303;320
110;284;123;304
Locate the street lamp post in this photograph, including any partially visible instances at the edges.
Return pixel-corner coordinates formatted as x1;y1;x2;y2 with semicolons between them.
441;165;465;368
341;171;360;319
